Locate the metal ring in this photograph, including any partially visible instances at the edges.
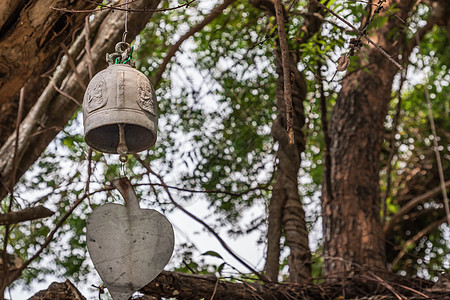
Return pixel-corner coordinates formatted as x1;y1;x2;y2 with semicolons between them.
115;42;131;54
119;154;128;163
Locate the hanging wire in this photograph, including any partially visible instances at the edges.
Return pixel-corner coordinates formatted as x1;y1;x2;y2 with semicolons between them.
122;0;129;42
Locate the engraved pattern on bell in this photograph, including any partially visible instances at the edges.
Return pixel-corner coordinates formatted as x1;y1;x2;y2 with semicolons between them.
86;74;107;112
138;76;156;115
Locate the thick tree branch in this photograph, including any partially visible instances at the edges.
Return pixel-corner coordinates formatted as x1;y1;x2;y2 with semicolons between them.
30;271;448;300
254;0;322;283
0;205;54;225
29;272;443;299
140;270;440;300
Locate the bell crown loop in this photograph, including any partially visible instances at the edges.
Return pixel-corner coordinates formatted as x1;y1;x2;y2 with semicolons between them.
106;42;135;67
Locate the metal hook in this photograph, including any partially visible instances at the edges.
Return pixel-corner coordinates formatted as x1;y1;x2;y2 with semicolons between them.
106;42;132;65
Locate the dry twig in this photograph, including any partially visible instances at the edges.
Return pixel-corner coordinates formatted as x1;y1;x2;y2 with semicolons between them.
52;0;198;14
153;0;236;86
312;0;403;70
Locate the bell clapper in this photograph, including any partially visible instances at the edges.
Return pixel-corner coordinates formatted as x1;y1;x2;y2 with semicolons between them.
117;123;128;163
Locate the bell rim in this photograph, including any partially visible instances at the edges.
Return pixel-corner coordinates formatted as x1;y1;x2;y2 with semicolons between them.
84;109;157;154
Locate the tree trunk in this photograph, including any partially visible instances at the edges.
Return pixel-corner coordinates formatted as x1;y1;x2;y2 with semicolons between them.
264;50;311;282
322;0;414;277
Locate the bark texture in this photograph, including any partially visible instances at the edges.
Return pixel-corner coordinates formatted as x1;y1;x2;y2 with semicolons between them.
140;271;444;300
264;51;311;282
0;205;53;225
0;0;161;199
322;0;414;276
29;280;85;300
0;0;97;145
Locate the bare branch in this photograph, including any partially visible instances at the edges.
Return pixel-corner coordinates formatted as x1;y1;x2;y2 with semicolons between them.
384;180;450;234
6;192;89;284
390;217;446;269
50;79;81;106
312;0;403;70
1;87;25;292
153;0;236;86
51;0;198;14
0;206;54;226
145;181;271;197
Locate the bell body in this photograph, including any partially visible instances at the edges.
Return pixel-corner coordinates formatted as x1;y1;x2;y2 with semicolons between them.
83;64;157;154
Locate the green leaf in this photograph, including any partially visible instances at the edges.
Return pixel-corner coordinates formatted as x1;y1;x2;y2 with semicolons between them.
217;262;226;274
201;250;224;260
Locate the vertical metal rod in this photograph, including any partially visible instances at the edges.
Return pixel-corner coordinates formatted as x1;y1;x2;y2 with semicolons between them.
122;0;129;42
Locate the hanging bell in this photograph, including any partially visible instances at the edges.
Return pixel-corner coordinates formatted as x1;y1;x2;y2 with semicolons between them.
83;42;157;155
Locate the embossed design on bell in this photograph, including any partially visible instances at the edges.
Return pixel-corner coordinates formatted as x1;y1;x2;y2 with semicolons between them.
138;76;156;115
86;74;107;112
83;43;158;155
117;71;125;108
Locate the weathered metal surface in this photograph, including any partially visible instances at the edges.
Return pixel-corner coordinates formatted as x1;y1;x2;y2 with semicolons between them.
86;178;174;300
83;63;157;154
